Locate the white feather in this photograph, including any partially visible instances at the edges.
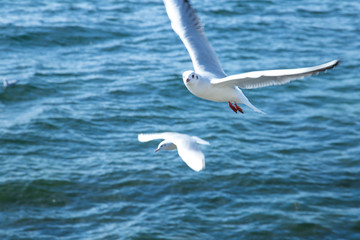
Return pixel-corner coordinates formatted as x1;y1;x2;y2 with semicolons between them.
163;0;226;77
191;136;210;145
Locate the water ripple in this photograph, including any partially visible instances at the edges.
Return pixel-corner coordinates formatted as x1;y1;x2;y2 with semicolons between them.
0;0;359;239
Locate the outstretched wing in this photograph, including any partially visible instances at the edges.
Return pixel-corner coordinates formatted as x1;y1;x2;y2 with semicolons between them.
163;0;226;77
211;60;339;89
138;133;170;142
138;132;187;143
176;139;205;172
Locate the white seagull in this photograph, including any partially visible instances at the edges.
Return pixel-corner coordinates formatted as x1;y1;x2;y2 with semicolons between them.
163;0;339;114
138;132;210;172
3;78;18;88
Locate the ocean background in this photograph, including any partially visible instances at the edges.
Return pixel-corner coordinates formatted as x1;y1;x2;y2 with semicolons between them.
0;0;359;239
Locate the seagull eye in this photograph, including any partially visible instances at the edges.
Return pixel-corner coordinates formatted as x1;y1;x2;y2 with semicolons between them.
192;74;194;78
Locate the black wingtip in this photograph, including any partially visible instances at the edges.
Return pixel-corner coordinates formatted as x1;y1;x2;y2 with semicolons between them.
328;59;341;70
334;59;341;67
324;59;341;71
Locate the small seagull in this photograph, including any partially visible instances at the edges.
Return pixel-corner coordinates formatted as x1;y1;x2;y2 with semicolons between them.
163;0;339;114
3;78;18;88
138;132;210;172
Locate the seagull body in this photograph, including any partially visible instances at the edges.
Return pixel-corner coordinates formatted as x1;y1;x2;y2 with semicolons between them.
163;0;339;114
138;132;210;172
3;78;18;88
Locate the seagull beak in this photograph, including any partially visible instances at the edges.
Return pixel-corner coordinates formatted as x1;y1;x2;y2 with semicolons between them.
186;78;190;83
155;148;159;152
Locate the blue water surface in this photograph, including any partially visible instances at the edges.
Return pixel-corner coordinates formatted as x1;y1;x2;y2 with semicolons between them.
0;0;359;239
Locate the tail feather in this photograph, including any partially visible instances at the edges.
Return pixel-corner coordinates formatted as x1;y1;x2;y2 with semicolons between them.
236;87;265;114
245;101;265;114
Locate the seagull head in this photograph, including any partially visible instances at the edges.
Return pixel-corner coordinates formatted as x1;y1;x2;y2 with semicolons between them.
155;140;176;152
183;71;199;85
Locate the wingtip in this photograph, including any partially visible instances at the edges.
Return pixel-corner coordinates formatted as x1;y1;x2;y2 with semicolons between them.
192;136;210;145
138;133;144;142
191;163;205;172
328;59;341;69
200;139;211;146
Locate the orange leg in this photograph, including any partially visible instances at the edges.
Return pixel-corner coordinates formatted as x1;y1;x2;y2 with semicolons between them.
228;102;238;113
234;103;244;114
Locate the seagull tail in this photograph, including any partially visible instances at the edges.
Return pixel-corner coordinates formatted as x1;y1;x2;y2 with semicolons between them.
235;87;266;114
243;100;265;114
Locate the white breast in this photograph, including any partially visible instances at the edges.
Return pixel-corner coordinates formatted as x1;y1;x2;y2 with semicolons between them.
185;82;238;102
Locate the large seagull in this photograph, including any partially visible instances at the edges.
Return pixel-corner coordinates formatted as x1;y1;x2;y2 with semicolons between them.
163;0;339;114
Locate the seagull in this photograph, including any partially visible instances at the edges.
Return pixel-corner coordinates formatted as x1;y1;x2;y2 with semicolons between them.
163;0;339;114
138;132;210;172
3;78;18;88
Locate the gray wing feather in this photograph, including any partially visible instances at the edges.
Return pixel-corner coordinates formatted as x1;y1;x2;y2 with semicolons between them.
211;60;339;89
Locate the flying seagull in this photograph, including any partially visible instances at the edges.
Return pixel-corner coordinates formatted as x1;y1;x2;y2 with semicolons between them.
3;78;18;88
163;0;339;114
138;132;210;172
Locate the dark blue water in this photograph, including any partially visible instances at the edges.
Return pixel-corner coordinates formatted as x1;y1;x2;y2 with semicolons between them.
0;0;359;239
